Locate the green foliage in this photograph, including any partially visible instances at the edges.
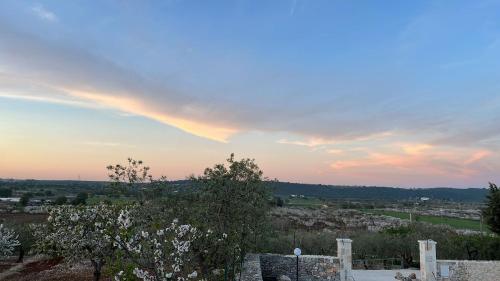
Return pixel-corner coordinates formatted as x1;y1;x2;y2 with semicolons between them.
190;154;270;280
451;234;500;260
19;192;33;206
273;182;488;202
0;187;12;197
54;196;68;205
106;158;170;201
482;182;500;234
72;192;88;205
274;196;284;207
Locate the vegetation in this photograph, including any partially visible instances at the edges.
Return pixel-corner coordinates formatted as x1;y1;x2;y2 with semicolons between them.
19;193;33;206
33;205;121;281
273;182;488;202
71;192;88;205
27;155;270;281
54;196;67;205
0;187;12;197
190;154;270;280
482;182;500;234
362;209;485;232
2;155;499;279
0;224;20;256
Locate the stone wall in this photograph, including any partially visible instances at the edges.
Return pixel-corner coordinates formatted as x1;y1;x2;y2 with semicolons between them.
238;254;263;281
260;254;340;281
436;260;500;281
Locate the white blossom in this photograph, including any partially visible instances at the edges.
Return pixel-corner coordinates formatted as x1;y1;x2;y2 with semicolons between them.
0;224;20;256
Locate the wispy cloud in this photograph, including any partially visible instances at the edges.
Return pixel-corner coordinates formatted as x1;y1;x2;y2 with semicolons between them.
31;4;57;22
277;137;334;147
80;141;134;147
329;144;494;180
289;0;298;16
0;23;236;142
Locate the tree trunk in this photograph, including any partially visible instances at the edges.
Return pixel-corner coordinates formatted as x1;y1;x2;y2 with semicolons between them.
16;246;24;263
91;260;103;281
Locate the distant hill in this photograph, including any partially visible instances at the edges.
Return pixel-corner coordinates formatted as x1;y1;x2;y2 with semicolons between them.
270;182;488;202
0;179;488;202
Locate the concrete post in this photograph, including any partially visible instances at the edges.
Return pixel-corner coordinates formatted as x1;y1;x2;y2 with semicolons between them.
419;240;437;281
337;238;353;281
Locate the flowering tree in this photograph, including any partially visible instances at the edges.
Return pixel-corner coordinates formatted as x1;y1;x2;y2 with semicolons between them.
0;224;20;256
106;158;169;201
33;204;122;281
111;213;216;281
34;203;222;281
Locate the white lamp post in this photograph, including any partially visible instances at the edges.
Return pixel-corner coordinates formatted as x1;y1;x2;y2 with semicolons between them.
294;248;301;281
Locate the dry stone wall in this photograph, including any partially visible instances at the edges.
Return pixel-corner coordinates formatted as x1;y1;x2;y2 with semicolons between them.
238;254;340;281
260;254;340;281
238;254;263;281
437;260;500;281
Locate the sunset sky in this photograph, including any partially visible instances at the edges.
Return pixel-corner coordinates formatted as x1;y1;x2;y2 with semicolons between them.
1;1;500;188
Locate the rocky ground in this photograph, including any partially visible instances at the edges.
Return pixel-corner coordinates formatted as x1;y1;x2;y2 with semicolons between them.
270;207;407;232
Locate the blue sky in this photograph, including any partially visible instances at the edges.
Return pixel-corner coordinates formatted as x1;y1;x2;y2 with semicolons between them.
1;0;500;187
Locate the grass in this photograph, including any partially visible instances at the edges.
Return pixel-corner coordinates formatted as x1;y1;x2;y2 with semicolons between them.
363;209;488;232
86;195;136;205
286;197;324;207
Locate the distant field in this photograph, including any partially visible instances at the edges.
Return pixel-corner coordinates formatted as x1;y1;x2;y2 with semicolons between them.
286;197;324;207
86;195;136;205
363;209;488;232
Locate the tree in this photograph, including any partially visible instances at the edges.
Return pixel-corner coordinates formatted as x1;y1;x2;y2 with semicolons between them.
54;196;68;205
71;192;88;205
482;182;500;234
274;196;284;207
111;210;221;281
0;187;12;197
0;224;20;256
190;154;270;279
33;204;121;281
106;158;169;200
19;193;32;206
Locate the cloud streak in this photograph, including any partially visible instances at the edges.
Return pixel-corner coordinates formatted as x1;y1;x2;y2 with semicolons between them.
31;4;57;22
1;3;500;149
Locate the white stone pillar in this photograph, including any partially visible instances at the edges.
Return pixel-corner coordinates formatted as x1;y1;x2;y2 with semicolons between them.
419;240;437;281
337;238;353;281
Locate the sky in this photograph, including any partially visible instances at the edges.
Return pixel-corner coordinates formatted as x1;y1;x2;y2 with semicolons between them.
1;0;500;188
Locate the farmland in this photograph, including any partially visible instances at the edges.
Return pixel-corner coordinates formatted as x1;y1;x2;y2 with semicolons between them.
362;209;486;232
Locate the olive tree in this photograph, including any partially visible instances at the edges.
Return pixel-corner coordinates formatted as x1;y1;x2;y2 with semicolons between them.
190;154;270;279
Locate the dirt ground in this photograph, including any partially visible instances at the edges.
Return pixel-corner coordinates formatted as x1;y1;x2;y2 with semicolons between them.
0;257;112;281
0;213;48;224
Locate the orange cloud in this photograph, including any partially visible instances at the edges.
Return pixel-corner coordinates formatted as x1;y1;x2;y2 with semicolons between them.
464;150;491;165
62;88;238;142
329;145;493;179
399;143;432;155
